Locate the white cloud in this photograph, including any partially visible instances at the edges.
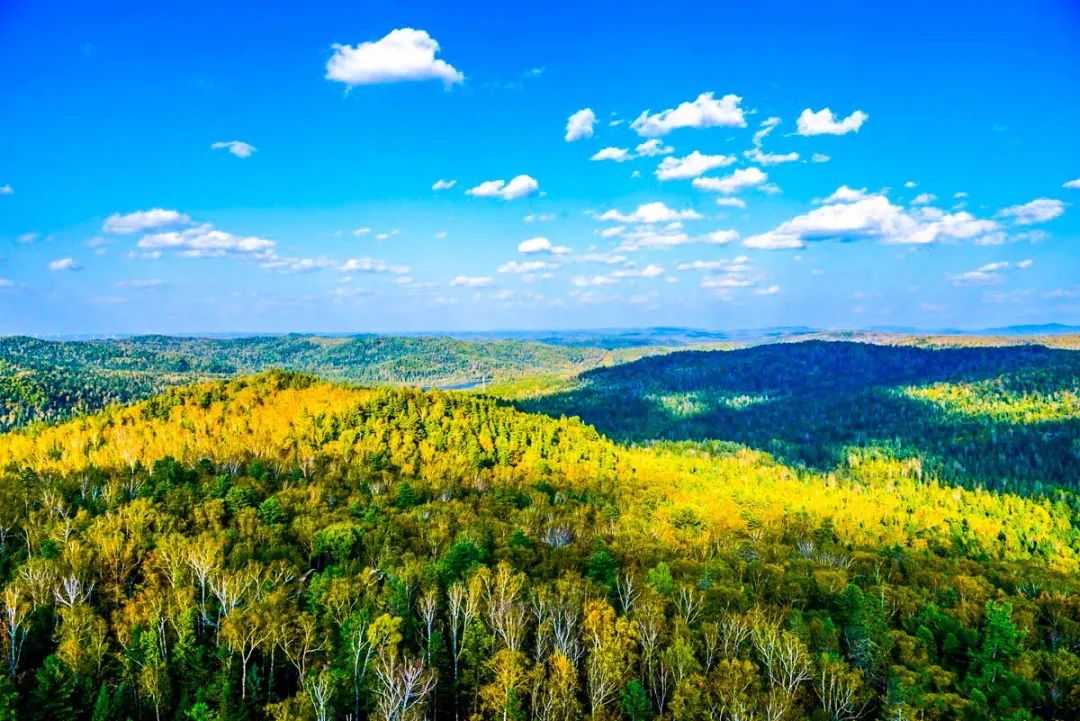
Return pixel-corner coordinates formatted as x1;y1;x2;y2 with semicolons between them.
947;261;1010;286
139;223;276;259
210;140;256;158
701;275;753;289
104;208;191;234
702;229;739;244
716;197;747;209
338;257;410;274
676;256;751;272
998;198;1065;225
0;184;12;195
820;185;868;203
18;233;39;244
796;107;869;136
499;260;557;274
353;227;372;236
655;151;737;180
518;236;571;254
752;117;781;146
635;139;674;157
744;148;799;166
911;193;937;205
631;92;746;137
1063;178;1080;189
452;275;494;287
565;108;596;142
524;213;555;223
613;264;664;278
954;191;969;199
326;28;463;87
466;175;539;200
432;179;457;190
591;147;631;162
49;257;80;271
744;193;1000;249
811;153;831;163
1017;258;1034;269
578;251;630;265
596;202;703;224
904;181;917;189
692;167;767;194
613;226;737;251
754;285;780;295
571;275;617;287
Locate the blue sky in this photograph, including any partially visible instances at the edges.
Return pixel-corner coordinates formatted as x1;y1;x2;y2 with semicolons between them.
1;0;1078;335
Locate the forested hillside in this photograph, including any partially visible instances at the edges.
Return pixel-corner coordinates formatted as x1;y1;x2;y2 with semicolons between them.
0;335;641;431
0;371;1077;720
519;341;1080;497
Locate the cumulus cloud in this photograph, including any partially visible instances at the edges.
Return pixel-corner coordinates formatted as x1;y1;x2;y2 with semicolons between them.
49;257;80;271
655;151;737;180
565;108;596;142
0;184;12;195
432;179;457;190
911;193;937;205
631;92;746;137
820;185;869;203
744;192;999;249
1064;178;1080;190
635;139;674;157
466;175;539;200
104;208;191;234
518;236;571;254
796;107;869;136
692;167;767;194
138;223;276;259
591;147;631;162
998;198;1065;225
451;275;494;287
596;201;703;224
326;28;463;87
211;140;256;158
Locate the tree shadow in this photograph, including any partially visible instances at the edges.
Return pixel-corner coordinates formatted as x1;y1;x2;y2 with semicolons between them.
517;341;1080;495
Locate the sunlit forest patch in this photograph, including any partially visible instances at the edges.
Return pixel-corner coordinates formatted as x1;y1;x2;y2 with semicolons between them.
901;376;1080;424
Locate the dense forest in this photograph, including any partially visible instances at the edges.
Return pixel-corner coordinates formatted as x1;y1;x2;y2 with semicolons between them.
0;335;650;431
0;370;1076;720
519;341;1080;498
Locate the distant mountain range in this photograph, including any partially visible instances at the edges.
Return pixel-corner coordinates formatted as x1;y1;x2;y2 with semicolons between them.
24;323;1080;348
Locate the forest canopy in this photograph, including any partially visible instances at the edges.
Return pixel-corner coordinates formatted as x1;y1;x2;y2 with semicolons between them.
0;366;1076;721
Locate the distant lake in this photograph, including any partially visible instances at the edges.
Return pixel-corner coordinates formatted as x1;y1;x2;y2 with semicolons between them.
424;379;487;391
